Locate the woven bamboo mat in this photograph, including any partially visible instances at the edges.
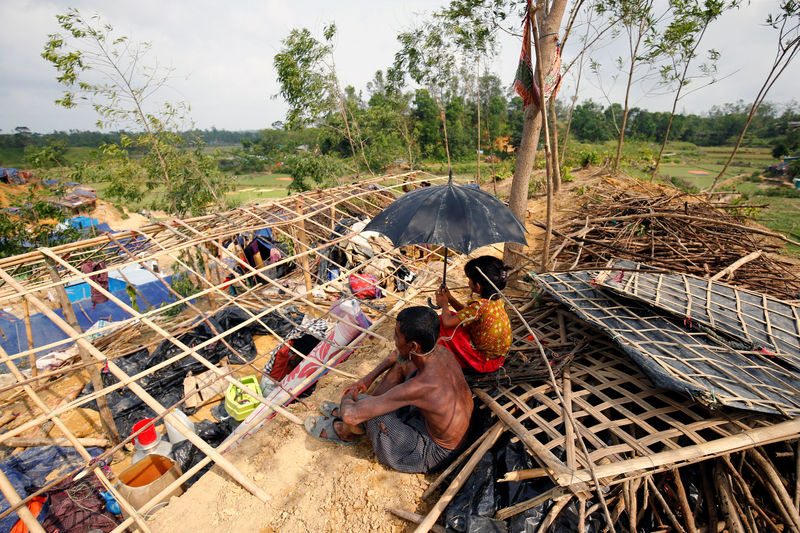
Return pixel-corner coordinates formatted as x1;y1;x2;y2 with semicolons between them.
534;271;800;416
596;259;800;363
476;303;783;489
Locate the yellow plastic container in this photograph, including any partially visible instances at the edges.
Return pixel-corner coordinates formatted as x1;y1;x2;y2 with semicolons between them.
224;375;262;421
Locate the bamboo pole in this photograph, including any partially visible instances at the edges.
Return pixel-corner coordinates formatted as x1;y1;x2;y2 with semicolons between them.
536;495;572;533
748;448;800;533
43;256;120;444
673;468;699;533
646;475;688;533
474;266;616;532
795;439;800;511
495;486;565;522
504;416;800;487
39;247;304;427
22;299;36;378
0;468;46;533
220;277;427;449
414;423;505;533
421;421;503;500
294;199;314;294
710;250;763;281
723;455;782;533
0;343;151;532
701;462;719;533
715;463;746;533
2;436;110;448
389;508;447;533
473;389;571;479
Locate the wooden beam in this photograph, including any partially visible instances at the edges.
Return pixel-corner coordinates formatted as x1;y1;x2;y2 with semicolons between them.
43;256;120;444
413;423;505;533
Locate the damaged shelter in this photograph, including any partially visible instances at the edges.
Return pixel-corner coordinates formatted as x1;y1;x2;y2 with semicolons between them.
0;172;448;532
2;171;800;533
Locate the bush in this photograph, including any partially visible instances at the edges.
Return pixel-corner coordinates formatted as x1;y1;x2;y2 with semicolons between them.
284;152;345;191
669;176;699;194
742;172;763;183
579;150;600;167
761;186;800;198
528;178;544;198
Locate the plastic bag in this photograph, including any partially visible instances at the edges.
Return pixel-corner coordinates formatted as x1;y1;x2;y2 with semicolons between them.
349;274;382;299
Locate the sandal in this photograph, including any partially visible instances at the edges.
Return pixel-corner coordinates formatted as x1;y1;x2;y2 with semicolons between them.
304;415;359;446
318;401;340;418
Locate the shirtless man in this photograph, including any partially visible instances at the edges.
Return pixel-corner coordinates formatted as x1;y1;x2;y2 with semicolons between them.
304;306;473;473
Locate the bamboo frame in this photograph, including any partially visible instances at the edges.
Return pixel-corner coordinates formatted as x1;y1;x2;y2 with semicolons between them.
0;173;461;530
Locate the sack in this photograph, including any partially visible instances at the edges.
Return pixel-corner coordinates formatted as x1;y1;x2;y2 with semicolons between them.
349;274;382;299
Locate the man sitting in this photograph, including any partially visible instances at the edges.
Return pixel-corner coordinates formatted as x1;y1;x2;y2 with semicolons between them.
305;306;473;473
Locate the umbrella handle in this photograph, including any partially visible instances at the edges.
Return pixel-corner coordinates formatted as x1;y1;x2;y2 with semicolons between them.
427;296;441;310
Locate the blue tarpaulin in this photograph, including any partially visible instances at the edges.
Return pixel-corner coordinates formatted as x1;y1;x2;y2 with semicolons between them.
68;216;99;229
0;276;175;359
65;278;127;302
0;446;103;533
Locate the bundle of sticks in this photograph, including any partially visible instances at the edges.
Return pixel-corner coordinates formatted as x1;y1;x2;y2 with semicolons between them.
542;181;800;301
541;444;800;533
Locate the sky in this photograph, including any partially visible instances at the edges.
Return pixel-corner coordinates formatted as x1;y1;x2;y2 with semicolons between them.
0;0;797;134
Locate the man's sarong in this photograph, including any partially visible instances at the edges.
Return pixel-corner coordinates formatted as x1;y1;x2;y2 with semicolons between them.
364;404;462;474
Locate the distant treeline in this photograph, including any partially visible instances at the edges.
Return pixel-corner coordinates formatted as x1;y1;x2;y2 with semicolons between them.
2;97;797;160
567;99;800;147
0;127;260;150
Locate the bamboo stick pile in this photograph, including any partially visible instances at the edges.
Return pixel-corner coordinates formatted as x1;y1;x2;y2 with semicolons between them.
543;180;800;301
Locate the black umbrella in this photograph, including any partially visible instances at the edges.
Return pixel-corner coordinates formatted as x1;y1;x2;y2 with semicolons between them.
363;172;527;291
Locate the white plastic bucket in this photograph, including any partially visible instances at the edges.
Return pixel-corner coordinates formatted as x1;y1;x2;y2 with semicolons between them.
164;409;195;445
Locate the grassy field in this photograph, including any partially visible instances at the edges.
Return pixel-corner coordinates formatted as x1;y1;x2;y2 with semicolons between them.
641;144;800;256
224;172;293;203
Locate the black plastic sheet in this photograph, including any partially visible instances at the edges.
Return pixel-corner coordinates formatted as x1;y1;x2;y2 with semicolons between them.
443;413;605;533
0;446;104;533
79;306;303;437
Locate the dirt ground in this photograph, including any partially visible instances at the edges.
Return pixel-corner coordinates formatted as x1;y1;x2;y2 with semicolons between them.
89;200;167;232
147;319;432;533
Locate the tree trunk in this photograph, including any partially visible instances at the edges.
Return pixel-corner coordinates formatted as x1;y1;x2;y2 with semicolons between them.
613;16;647;172
548;98;561;194
651;26;710;182
504;0;568;269
504;104;543;269
476;56;482;186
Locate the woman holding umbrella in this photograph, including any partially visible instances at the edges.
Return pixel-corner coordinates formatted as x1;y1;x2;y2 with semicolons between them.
435;256;512;374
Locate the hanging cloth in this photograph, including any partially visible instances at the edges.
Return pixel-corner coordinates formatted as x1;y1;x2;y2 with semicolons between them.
80;261;109;309
513;0;562;108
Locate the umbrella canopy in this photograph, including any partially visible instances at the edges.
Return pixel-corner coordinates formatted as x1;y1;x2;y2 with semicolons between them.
363;181;527;255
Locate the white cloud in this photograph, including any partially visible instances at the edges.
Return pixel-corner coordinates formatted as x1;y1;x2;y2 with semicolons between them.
1;0;797;133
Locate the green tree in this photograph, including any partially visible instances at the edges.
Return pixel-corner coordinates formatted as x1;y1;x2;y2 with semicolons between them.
648;0;732;180
394;22;459;166
710;1;800;191
596;0;662;171
274;24;371;176
41;8;229;216
25;137;68;168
